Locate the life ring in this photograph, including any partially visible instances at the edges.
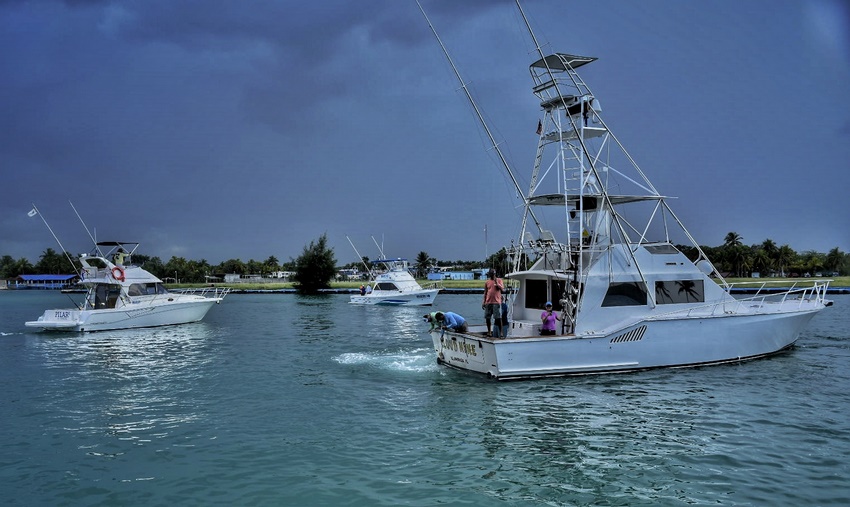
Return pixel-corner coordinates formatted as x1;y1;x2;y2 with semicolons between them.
111;266;125;282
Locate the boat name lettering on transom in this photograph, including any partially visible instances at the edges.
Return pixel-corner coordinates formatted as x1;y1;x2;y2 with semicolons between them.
441;338;477;356
54;311;70;320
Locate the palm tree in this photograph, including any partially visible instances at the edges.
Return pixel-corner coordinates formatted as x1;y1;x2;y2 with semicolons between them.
761;239;777;257
800;250;824;276
776;245;795;277
752;249;771;276
760;239;778;275
264;255;280;274
824;247;843;273
724;232;743;248
729;245;750;277
414;251;433;279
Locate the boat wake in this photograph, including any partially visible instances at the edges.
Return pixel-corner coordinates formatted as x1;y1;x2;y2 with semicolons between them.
334;347;438;374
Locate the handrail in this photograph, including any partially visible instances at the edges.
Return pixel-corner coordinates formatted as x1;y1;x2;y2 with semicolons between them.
646;281;830;322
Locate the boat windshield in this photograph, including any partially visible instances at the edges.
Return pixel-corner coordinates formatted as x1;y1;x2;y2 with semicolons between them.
128;283;170;296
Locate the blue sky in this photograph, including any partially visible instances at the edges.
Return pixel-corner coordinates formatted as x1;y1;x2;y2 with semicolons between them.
2;0;848;266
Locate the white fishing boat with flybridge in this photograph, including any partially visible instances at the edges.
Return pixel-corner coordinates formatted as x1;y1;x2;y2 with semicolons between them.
26;239;229;332
347;236;441;306
417;1;831;380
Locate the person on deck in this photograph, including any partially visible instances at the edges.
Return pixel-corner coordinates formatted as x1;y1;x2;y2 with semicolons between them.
113;248;127;266
482;269;504;337
540;302;562;336
423;312;440;332
435;311;468;333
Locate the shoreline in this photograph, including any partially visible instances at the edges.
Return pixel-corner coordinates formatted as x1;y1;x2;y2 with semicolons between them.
220;286;850;295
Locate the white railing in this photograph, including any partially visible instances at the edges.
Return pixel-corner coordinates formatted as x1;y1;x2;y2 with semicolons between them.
421;281;445;291
170;287;231;299
647;280;830;321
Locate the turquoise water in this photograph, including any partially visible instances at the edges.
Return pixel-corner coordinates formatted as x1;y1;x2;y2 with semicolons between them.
1;291;848;506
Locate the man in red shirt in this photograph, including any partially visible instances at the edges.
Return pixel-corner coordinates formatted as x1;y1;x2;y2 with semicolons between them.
482;269;504;337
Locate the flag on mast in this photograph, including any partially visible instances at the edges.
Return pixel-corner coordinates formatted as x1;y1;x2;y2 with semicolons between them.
27;208;37;217
536;120;542;135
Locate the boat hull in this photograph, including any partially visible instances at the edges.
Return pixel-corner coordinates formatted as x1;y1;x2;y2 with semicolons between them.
350;289;439;306
25;298;221;332
429;308;822;380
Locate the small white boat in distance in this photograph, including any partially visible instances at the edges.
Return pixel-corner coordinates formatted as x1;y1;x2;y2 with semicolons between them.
418;3;831;379
26;241;229;332
350;258;440;306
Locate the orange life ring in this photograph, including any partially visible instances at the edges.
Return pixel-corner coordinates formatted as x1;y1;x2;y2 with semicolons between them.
111;266;125;282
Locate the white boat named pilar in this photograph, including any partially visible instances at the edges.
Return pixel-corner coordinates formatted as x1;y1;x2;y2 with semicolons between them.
26;241;228;332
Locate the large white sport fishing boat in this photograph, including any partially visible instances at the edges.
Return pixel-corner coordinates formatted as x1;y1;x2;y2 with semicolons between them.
419;2;831;379
26;241;229;332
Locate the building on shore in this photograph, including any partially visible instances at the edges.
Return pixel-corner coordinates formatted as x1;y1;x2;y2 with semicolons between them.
6;274;79;290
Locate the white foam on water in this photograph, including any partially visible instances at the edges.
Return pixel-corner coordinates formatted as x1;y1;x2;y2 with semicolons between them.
335;347;438;374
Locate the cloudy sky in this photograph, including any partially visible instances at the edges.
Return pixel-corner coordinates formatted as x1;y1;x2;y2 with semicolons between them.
2;0;848;266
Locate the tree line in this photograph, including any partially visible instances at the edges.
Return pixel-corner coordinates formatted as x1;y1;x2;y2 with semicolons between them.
681;233;849;278
2;232;848;283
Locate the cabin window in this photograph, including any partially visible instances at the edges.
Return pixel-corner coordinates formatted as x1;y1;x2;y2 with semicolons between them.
524;279;569;310
602;282;647;307
376;282;398;291
655;280;704;304
93;283;121;309
128;284;144;296
524;279;548;309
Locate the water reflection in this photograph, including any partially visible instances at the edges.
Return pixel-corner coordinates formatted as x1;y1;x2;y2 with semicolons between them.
24;323;218;479
295;295;336;337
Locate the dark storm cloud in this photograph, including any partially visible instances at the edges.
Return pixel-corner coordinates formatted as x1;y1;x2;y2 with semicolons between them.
1;0;848;266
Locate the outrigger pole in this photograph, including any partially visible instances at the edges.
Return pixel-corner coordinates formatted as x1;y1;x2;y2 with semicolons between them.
29;203;81;278
415;0;543;234
345;235;372;278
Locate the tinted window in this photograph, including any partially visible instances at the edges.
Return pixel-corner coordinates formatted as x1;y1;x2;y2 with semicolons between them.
524;279;549;309
602;282;647;307
655;280;704;304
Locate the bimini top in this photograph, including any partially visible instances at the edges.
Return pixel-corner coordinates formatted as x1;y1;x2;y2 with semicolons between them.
531;53;597;71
